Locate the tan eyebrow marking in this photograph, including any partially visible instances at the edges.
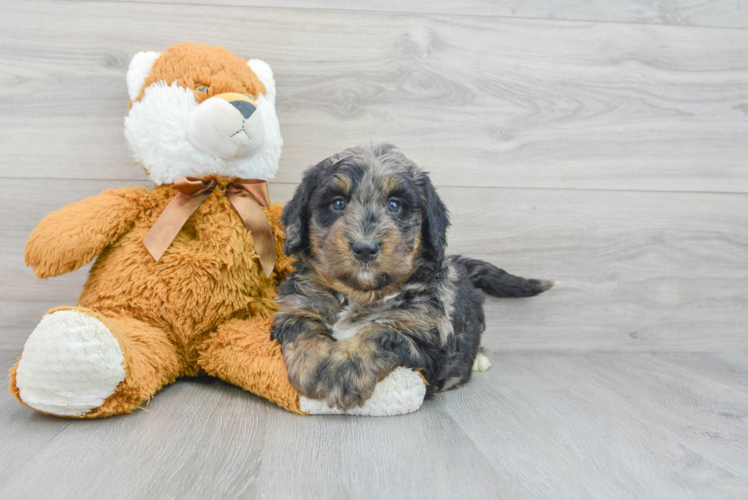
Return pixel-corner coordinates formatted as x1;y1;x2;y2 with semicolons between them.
331;174;352;194
381;175;403;197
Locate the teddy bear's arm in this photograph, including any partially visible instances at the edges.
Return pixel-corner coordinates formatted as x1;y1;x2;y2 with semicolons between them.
25;187;144;278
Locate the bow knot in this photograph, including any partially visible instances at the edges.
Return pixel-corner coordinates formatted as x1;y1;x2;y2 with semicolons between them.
174;176;218;196
143;177;276;277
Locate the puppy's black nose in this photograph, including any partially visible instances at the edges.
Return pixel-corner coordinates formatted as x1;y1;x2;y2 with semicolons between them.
230;100;256;119
351;240;380;262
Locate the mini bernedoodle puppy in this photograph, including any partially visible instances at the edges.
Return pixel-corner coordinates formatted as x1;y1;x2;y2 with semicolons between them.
271;144;553;410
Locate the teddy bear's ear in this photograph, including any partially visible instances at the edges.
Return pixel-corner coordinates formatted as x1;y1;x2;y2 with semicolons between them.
127;51;161;102
247;59;275;103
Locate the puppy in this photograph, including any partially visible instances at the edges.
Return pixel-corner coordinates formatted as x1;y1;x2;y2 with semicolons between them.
271;144;552;410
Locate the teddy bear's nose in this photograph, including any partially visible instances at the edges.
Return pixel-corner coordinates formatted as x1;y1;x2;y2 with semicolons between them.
231;100;256;119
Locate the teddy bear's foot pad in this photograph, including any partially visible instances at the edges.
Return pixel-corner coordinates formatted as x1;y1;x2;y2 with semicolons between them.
299;367;427;416
15;310;125;416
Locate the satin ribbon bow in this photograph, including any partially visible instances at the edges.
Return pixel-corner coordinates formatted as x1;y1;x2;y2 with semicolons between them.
142;176;276;277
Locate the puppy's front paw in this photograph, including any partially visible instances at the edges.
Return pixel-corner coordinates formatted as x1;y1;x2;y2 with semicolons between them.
315;355;382;411
300;367;427;416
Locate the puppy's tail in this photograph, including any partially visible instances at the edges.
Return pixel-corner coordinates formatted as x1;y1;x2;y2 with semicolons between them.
454;256;554;298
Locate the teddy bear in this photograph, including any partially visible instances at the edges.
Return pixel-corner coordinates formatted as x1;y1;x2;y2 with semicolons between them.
9;43;426;418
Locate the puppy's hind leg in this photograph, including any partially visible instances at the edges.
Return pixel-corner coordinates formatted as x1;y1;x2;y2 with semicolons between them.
472;347;491;372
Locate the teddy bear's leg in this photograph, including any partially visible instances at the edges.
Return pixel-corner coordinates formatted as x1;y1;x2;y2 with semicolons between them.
197;317;305;414
10;306;181;418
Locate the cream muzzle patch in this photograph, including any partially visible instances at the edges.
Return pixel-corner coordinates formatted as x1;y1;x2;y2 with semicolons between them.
187;92;266;160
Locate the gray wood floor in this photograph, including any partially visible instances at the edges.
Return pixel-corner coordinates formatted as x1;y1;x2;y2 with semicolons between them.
1;1;747;499
2;349;748;499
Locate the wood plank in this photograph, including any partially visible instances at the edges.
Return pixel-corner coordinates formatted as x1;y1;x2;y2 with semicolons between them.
443;352;748;499
3;179;746;352
2;351;747;499
0;348;502;499
2;1;748;192
100;0;748;30
656;352;748;393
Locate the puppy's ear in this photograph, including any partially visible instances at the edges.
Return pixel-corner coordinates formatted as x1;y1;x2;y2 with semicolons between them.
416;171;450;263
282;171;317;256
282;154;338;256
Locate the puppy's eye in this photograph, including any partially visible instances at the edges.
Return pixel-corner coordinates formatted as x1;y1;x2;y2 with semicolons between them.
387;199;401;213
331;198;347;211
196;85;209;93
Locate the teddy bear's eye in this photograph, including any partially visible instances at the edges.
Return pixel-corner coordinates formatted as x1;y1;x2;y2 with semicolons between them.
196;85;209;93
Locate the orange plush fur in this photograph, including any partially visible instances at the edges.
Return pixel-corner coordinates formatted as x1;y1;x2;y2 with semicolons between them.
9;44;304;417
135;43;266;105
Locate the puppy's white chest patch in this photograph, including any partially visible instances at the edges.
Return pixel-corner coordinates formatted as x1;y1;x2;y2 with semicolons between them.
331;322;363;341
331;300;366;340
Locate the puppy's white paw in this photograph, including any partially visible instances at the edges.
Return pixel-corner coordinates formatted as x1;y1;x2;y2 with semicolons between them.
300;367;426;416
15;310;126;416
472;351;491;372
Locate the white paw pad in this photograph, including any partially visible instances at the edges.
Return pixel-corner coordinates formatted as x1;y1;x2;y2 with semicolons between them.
300;367;427;416
472;351;491;372
15;310;126;416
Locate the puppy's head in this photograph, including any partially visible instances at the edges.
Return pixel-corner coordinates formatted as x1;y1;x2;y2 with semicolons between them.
283;144;450;291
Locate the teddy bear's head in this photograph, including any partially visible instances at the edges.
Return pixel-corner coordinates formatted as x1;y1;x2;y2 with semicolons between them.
125;43;282;185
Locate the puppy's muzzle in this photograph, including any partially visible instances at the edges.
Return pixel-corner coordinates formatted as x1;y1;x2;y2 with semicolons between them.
351;239;380;262
187;92;265;160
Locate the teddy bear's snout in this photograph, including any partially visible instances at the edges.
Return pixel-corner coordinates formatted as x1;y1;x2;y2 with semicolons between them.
187;92;266;161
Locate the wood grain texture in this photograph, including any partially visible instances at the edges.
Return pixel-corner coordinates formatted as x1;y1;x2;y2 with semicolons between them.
442;351;748;499
2;1;748;192
3;179;746;352
101;0;748;29
2;2;747;499
2;349;747;499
